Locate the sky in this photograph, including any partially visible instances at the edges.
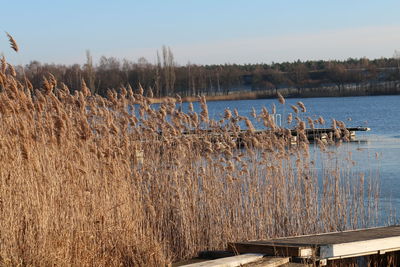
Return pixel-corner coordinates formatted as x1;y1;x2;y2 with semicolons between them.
1;0;400;66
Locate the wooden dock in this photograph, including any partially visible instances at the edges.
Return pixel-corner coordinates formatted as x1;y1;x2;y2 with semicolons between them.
178;226;400;266
292;127;370;141
228;226;400;265
182;126;370;145
178;254;289;267
234;126;370;147
177;254;290;267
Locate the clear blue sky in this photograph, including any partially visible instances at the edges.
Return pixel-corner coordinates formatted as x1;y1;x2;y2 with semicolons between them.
2;0;400;65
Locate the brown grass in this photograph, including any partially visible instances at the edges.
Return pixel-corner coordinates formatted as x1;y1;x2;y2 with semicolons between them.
0;56;382;266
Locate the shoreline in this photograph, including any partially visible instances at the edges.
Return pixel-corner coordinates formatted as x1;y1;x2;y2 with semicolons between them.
149;80;400;103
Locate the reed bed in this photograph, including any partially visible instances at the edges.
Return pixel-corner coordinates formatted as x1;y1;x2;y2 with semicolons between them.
0;53;381;266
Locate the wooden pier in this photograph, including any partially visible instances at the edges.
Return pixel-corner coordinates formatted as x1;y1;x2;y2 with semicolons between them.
178;226;400;266
228;226;400;266
292;127;370;140
234;126;370;147
183;126;370;144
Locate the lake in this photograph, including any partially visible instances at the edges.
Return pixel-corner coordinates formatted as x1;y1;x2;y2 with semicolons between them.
186;95;400;223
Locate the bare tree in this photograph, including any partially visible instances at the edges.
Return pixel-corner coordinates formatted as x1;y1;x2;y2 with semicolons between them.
162;46;176;96
327;64;347;92
155;51;162;97
394;50;400;77
84;50;96;94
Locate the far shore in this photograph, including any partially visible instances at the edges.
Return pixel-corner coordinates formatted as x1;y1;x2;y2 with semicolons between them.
148;80;400;104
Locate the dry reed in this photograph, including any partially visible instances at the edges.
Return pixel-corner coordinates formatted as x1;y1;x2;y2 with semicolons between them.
5;32;19;52
0;54;382;266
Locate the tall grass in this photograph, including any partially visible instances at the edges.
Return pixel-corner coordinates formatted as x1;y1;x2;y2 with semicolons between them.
0;54;381;266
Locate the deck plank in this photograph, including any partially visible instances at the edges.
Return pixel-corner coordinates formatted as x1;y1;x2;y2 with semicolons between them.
228;242;313;258
179;253;264;267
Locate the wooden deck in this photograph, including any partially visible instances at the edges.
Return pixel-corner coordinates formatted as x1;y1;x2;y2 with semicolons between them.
295;127;370;140
178;254;290;267
228;226;400;261
178;127;370;149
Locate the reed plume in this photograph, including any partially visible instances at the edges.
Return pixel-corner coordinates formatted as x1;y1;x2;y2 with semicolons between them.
291;105;299;114
297;101;306;112
277;92;285;105
6;32;19;52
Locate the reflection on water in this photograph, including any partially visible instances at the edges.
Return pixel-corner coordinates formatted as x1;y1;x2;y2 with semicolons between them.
187;95;400;222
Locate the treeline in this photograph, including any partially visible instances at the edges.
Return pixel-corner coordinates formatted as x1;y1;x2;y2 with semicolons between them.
14;47;400;97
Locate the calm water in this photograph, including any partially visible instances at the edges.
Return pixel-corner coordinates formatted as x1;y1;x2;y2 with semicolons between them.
187;95;400;222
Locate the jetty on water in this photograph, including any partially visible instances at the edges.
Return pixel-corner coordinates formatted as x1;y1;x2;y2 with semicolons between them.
181;126;370;145
290;126;370;141
135;127;370;164
244;126;370;144
179;226;400;266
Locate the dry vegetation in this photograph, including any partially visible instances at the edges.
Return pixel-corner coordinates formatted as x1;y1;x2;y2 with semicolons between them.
0;38;381;266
